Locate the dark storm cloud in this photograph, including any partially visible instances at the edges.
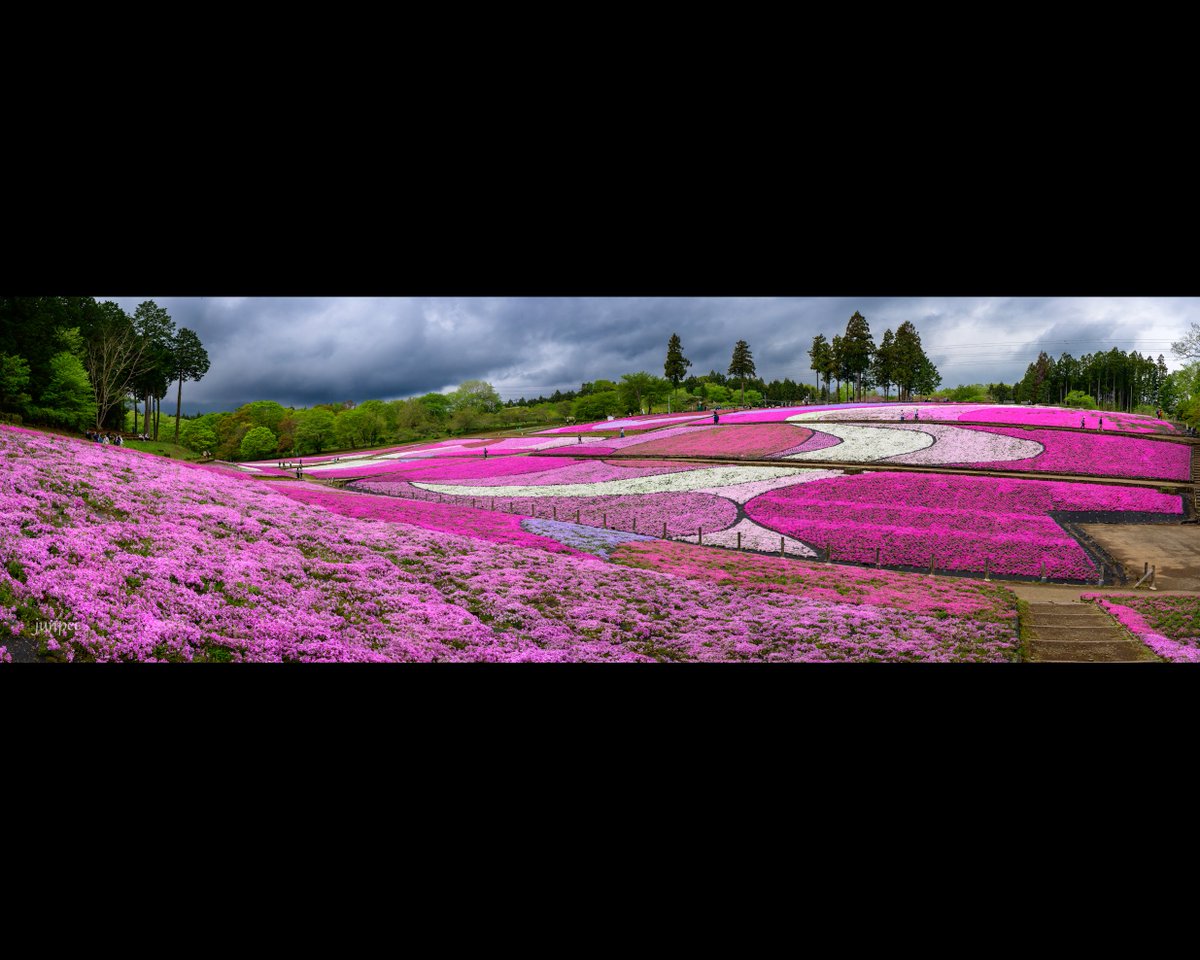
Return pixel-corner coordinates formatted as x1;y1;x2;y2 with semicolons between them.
106;296;1197;413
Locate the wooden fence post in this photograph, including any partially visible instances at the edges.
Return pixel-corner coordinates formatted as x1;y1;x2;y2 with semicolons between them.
780;536;785;557
698;526;702;545
737;531;742;550
663;520;667;539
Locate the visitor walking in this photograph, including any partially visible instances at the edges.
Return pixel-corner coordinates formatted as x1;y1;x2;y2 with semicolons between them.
1099;417;1103;431
712;411;720;425
619;428;625;439
483;448;488;459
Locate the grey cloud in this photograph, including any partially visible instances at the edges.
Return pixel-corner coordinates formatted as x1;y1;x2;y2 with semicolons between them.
106;296;1199;413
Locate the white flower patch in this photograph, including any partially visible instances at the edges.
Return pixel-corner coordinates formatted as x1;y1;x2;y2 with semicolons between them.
693;468;843;503
881;424;1043;465
414;464;804;499
784;424;934;462
674;516;818;556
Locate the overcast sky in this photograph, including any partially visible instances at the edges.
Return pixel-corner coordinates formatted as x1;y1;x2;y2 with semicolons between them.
105;297;1197;414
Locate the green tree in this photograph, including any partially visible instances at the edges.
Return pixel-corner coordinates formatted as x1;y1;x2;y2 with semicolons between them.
449;379;501;413
170;328;211;444
238;426;277;460
241;400;288;432
181;422;218;453
618;372;666;414
891;321;940;402
40;351;97;429
417;393;453;422
728;340;757;405
841;311;876;401
988;382;1013;403
871;328;896;401
294;408;337;454
572;390;621;422
0;353;32;414
663;333;692;411
1063;390;1097;409
131;300;176;439
808;334;832;400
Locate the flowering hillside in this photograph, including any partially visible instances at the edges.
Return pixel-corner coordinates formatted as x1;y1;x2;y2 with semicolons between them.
0;425;1023;662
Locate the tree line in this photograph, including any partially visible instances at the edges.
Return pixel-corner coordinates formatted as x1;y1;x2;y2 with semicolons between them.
807;313;941;403
1000;348;1170;412
0;297;209;440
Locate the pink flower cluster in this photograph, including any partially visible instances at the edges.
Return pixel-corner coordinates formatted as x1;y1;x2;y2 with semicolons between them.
743;471;1182;581
619;424;813;459
958;407;1174;433
956;426;1190;480
1080;594;1200;662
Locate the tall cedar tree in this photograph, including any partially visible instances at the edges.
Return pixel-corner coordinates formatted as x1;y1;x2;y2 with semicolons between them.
842;310;875;401
664;333;692;411
808;334;832;400
872;328;896;401
171;328;211;443
728;340;756;405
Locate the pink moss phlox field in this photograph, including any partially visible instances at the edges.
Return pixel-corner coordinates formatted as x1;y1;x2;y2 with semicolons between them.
537;413;710;434
743;472;1182;580
270;485;584;555
375;457;701;489
609;540;1019;661
1081;594;1200;662
353;482;740;539
620;424;813;459
0;425;1028;662
956;426;1190;480
309;454;578;481
777;429;845;457
957;407;1174;433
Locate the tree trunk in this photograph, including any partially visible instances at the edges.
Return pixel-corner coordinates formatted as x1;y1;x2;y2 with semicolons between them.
153;396;160;440
133;398;139;434
144;393;150;433
175;377;183;444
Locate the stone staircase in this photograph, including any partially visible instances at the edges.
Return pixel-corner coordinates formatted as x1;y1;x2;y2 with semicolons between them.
1024;601;1160;662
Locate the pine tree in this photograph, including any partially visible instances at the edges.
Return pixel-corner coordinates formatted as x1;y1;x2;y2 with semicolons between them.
842;310;876;401
872;328;896;401
728;340;756;405
664;333;692;412
808;334;832;400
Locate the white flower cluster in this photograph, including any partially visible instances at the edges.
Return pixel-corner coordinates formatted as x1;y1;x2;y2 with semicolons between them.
414;464;806;499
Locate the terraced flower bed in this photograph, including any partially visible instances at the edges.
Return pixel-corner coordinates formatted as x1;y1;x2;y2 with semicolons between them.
743;472;1183;581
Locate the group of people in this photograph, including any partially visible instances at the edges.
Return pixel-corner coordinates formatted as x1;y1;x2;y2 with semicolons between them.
85;431;125;445
898;410;921;421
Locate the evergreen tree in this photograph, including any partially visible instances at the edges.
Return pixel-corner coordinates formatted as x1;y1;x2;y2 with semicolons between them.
663;333;692;411
841;310;876;401
872;328;896;401
808;334;832;400
727;340;756;405
170;328;211;444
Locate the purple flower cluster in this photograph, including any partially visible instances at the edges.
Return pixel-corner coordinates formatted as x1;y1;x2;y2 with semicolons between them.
520;518;658;557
